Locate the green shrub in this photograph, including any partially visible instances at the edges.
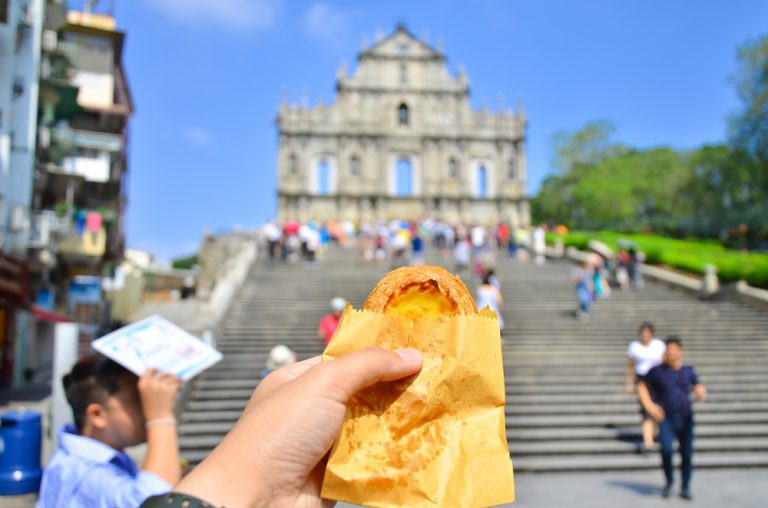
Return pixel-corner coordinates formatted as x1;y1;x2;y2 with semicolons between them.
549;230;768;289
172;254;198;270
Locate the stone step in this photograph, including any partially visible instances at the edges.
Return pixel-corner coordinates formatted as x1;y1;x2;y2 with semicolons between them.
190;378;768;395
509;436;768;456
181;404;768;425
178;422;768;448
178;446;768;472
512;452;768;473
188;387;768;405
506;423;768;442
506;412;768;428
500;375;768;385
179;253;768;474
176;434;768;457
209;351;768;369
184;394;768;416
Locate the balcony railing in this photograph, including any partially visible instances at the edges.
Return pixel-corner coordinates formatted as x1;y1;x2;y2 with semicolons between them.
51;126;123;152
41;125;123;182
28;210;110;260
58;227;107;258
28;210;73;249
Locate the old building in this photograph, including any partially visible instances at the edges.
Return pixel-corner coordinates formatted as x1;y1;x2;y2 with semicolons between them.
0;3;133;388
276;24;530;226
31;8;134;349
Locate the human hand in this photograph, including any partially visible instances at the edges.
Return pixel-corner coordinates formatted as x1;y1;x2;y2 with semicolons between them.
138;368;181;421
647;403;665;423
175;347;424;508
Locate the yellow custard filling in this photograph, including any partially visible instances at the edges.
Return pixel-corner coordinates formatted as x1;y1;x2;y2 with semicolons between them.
386;286;457;319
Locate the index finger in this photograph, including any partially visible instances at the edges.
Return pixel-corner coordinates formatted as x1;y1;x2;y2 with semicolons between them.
252;355;323;401
301;347;423;405
141;368;159;379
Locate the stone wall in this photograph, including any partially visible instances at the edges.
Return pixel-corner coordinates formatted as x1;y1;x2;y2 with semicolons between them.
197;232;256;298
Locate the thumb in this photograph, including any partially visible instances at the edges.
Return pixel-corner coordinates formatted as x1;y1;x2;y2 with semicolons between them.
309;347;424;404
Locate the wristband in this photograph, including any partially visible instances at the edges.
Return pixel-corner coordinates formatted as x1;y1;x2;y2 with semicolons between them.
141;492;217;508
145;418;177;429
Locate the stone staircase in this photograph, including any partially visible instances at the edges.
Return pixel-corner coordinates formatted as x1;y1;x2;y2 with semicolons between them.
179;248;768;473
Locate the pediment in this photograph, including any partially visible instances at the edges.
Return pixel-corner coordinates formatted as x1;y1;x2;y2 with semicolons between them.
362;23;443;60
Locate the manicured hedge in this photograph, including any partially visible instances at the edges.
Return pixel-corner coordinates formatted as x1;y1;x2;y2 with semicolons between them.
547;231;768;289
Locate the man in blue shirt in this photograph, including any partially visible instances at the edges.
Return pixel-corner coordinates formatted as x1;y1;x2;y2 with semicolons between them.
38;355;182;507
637;337;707;501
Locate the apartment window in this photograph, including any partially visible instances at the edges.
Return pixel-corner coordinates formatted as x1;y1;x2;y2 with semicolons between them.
398;103;409;126
350;156;360;176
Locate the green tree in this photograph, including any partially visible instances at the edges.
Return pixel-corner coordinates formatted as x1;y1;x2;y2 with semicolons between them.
729;33;768;168
727;33;768;242
550;119;621;172
534;33;768;244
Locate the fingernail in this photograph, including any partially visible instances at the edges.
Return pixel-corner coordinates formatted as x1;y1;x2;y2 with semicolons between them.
394;348;423;363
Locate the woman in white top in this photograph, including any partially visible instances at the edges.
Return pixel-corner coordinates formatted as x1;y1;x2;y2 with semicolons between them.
626;322;666;452
476;273;504;330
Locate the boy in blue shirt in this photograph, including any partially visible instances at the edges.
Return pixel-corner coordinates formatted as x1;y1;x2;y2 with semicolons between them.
38;354;181;507
637;337;707;501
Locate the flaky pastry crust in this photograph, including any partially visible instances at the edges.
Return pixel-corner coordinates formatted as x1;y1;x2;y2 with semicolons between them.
363;265;477;316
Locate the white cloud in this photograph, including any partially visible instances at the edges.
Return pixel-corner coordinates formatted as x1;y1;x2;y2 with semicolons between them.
183;127;214;144
149;0;282;30
303;3;358;41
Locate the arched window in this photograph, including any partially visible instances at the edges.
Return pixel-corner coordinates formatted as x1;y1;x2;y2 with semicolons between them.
350;156;360;176
508;158;516;180
318;159;330;195
289;153;298;175
398;103;409;125
448;158;458;178
477;165;487;198
396;158;413;196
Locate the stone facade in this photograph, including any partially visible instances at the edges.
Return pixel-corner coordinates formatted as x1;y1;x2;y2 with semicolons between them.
275;24;530;227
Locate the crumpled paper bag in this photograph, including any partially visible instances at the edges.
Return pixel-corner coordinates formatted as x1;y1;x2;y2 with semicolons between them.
321;307;515;508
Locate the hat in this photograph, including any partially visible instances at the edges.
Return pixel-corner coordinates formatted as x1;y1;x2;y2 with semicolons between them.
331;297;346;311
266;345;296;371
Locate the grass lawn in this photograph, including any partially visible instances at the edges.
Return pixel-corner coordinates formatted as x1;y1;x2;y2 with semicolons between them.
547;230;768;289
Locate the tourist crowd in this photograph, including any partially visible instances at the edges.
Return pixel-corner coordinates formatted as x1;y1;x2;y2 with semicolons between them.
259;218;552;272
569;240;646;321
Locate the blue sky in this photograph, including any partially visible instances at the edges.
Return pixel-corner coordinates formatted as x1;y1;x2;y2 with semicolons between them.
75;0;767;260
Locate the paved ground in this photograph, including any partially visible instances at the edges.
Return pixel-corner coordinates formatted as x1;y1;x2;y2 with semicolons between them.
510;470;767;508
335;469;768;508
5;469;765;507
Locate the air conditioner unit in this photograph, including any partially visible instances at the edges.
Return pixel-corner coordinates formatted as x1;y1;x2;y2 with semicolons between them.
42;29;57;51
10;205;25;231
39;126;50;148
29;212;51;247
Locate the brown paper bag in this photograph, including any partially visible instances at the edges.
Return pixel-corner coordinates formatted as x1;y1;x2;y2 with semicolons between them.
321;307;515;508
